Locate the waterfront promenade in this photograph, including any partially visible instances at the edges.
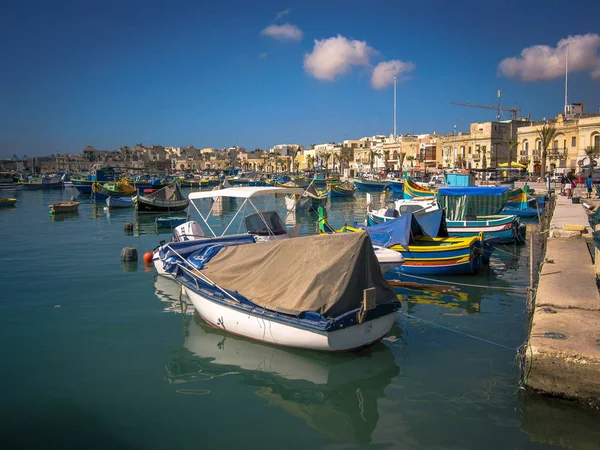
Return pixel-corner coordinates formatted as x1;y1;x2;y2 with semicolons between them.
526;190;600;406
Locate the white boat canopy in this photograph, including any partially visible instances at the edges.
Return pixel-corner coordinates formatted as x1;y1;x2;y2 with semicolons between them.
188;186;305;200
187;186;304;238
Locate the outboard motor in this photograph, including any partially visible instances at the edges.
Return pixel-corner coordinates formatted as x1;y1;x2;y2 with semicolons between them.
172;221;205;242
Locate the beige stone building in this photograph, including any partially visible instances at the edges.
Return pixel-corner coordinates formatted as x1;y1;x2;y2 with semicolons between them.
516;112;600;174
438;120;527;170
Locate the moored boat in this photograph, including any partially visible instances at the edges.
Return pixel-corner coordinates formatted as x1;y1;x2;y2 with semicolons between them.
49;201;80;214
19;175;63;190
0;172;19;191
0;197;17;207
327;181;356;197
403;178;435;199
135;183;189;214
387;179;404;194
92;179;136;201
106;196;134;209
353;178;388;191
160;231;400;351
320;209;493;275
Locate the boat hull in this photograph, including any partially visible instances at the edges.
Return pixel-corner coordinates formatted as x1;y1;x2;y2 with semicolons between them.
106;196;134;208
387;180;404;194
184;285;397;352
353;179;388;191
136;196;189;214
19;181;63;190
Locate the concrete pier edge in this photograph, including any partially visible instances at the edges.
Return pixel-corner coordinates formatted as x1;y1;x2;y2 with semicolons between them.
524;189;600;408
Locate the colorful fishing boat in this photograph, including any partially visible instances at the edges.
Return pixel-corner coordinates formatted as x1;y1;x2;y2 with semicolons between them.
92;179;136;201
135;183;189;214
436;186;526;243
500;188;542;218
72;168;116;194
310;174;339;187
320;209;493;275
19;175;63;190
49;201;80;214
387;179;404;194
0;197;17;207
353;178;388;191
403;178;434;199
327;181;356;197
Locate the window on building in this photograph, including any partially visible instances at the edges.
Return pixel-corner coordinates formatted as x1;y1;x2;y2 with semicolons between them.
572;136;577;147
553;140;558;149
563;140;566;149
537;140;541;150
524;141;529;151
595;135;600;149
468;146;471;154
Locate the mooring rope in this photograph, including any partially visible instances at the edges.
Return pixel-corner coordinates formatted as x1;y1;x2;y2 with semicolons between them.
399;311;517;351
396;273;523;291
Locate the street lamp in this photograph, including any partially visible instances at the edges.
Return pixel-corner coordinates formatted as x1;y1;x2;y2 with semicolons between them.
453;125;457;169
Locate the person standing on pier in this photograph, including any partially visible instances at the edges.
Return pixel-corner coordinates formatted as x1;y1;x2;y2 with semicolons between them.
566;172;575;199
586;174;593;199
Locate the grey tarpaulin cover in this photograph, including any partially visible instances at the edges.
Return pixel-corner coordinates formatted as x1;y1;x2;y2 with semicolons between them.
199;232;397;318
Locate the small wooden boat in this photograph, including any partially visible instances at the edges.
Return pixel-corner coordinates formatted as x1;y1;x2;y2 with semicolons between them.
0;198;17;207
327;181;356;197
49;201;80;214
106;196;134;208
135;182;189;214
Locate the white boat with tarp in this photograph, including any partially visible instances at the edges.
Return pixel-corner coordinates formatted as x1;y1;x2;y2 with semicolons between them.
159;231;400;351
152;186;404;277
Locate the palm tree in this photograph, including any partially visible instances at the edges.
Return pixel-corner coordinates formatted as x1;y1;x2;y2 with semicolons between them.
585;146;600;175
306;155;314;170
288;148;299;174
537;125;557;176
321;152;332;177
383;149;390;171
369;149;380;173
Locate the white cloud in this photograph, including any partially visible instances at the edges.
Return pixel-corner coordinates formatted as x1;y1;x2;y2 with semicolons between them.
260;23;303;41
371;60;415;89
275;8;291;21
498;33;600;81
304;35;376;81
259;52;268;59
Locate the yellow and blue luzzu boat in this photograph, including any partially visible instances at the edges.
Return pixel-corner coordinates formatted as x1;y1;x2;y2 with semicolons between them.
403;177;435;199
318;208;492;276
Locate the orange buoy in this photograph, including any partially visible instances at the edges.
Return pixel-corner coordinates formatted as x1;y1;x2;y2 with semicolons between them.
143;251;153;264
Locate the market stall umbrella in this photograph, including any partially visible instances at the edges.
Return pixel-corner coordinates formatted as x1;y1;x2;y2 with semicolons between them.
498;162;527;169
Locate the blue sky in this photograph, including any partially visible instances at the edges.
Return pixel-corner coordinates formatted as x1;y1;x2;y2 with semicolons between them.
1;0;600;158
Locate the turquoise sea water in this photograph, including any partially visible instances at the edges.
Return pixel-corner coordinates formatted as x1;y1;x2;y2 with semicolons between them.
1;187;599;449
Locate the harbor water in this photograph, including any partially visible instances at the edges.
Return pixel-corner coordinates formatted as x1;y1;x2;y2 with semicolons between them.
1;187;599;449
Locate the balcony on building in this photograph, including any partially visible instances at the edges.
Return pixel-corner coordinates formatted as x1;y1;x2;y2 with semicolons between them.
547;147;568;160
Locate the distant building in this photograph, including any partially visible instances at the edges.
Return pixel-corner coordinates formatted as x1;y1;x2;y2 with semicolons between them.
517;109;600;174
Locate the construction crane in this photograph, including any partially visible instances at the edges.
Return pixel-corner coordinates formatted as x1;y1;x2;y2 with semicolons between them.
451;91;520;120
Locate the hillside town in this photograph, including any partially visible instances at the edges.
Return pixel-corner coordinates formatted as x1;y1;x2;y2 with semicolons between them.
2;105;600;177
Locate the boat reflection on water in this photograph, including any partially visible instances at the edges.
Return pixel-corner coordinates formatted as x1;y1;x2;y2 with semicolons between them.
154;275;194;315
157;275;400;444
392;284;479;315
